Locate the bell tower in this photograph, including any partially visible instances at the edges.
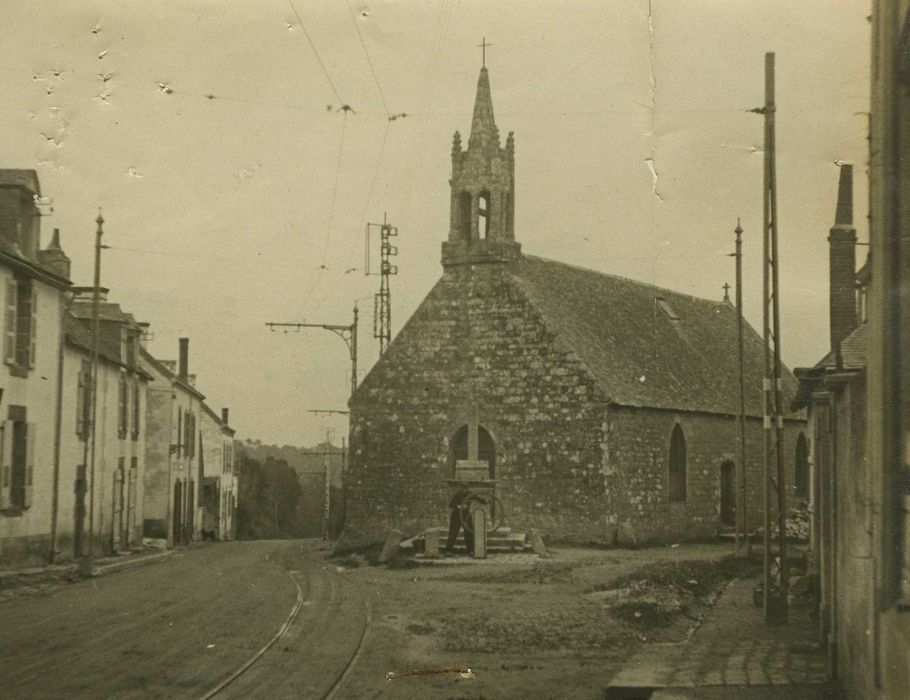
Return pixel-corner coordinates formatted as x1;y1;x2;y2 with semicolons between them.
442;62;520;267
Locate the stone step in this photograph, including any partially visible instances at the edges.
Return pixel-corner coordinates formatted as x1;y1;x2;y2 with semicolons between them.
398;531;532;554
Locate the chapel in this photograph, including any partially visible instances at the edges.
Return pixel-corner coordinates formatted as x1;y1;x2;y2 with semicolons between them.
344;64;806;544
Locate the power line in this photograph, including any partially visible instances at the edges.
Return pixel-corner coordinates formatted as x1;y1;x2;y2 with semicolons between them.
345;0;390;118
287;0;345;107
346;120;391;269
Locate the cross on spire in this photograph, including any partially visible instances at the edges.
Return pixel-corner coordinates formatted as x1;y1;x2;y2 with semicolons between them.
477;37;491;67
723;282;731;301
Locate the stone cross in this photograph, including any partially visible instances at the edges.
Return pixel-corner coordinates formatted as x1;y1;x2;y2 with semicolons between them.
723;282;731;302
467;403;480;461
477;37;491;68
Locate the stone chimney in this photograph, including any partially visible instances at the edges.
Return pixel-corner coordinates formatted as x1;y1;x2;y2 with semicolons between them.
37;228;71;279
221;408;229;425
178;338;189;380
829;164;857;364
137;322;150;349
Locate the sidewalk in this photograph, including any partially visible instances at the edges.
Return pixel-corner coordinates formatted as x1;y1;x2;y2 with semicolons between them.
0;545;174;603
605;575;835;699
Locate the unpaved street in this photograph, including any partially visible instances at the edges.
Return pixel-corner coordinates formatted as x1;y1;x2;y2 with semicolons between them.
0;541;367;700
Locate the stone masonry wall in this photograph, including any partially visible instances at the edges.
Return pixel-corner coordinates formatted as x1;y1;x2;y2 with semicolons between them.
347;262;612;543
605;405;806;544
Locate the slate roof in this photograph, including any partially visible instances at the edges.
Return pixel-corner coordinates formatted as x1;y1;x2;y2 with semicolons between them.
512;255;799;418
0;169;40;194
65;315;152;379
808;323;866;372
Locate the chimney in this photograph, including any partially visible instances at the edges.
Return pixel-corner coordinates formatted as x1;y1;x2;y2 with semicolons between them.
829;164;857;364
221;408;229;425
178;337;189;379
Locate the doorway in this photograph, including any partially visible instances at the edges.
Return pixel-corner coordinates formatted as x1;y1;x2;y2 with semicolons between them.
720;461;736;527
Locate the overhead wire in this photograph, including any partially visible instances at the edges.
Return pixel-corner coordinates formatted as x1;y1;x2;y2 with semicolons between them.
345;0;391;118
287;0;345;107
346;120;391;271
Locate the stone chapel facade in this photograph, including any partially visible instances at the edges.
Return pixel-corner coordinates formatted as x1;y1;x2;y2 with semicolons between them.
344;66;806;545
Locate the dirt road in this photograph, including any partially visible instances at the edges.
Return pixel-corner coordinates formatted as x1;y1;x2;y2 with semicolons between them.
0;540;367;700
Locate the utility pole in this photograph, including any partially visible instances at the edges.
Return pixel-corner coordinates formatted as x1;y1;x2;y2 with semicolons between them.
366;214;398;355
734;219;749;557
266;304;359;396
755;52;788;624
79;210;106;576
321;428;333;540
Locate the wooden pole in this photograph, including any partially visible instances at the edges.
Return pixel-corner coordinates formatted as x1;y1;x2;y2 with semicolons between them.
735;220;750;556
761;51;788;624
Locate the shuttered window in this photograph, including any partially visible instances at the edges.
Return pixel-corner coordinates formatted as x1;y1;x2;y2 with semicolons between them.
1;411;31;510
4;278;37;371
130;379;140;440
3;280;16;365
76;359;91;440
0;423;9;509
28;287;36;368
117;373;128;439
176;407;183;455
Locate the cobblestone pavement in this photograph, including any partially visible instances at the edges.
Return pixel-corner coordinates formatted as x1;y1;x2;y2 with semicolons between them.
606;575;835;698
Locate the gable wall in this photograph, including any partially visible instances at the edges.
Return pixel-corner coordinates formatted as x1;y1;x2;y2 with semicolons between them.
347;264;612;542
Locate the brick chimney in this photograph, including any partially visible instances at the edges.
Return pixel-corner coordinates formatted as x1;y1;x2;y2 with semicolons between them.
178;338;189;380
829;164;857;364
221;408;229;425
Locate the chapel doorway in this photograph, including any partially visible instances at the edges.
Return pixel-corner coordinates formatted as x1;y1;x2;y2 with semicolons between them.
720;461;736;527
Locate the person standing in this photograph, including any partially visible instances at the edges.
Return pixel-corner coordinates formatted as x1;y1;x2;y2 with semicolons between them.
444;487;474;556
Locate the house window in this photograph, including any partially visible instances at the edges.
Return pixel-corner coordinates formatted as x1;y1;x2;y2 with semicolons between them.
4;277;36;373
130;379;140;441
794;433;809;499
478;191;491;239
0;407;34;510
118;373;128;439
76;359;91;441
669;424;687;502
183;410;196;459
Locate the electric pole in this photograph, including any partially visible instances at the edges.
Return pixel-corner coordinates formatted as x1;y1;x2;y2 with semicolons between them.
366;214;398;355
266;304;359;396
79;210;106;577
754;52;788;624
320;427;336;540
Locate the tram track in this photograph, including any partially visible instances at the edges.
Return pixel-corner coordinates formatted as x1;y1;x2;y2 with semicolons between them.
199;556;373;700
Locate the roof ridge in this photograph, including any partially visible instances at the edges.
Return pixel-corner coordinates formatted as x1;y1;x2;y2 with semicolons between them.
521;254;729;307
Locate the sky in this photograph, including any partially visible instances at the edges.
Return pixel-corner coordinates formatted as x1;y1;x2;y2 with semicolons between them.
2;1;871;446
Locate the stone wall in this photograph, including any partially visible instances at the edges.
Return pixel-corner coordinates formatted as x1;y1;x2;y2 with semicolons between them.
606;406;805;544
347;262;612;543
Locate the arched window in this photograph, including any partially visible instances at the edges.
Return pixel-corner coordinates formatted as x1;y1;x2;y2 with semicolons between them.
458;192;472;241
669;424;687;502
478;191;491;239
795;433;809;499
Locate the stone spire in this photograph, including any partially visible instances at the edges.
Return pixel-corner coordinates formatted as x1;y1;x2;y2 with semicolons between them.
442;64;519;268
468;67;498;149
